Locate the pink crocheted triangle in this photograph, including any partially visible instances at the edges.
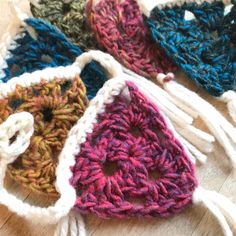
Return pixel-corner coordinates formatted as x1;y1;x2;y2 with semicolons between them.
70;81;198;219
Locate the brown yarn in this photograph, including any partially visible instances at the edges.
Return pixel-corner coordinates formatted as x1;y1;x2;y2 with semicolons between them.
0;76;88;195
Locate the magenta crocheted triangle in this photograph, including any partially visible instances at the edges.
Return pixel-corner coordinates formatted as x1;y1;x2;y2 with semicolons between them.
87;0;176;79
70;81;198;219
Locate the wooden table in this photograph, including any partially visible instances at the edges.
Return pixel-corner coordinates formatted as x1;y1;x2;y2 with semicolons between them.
0;1;236;235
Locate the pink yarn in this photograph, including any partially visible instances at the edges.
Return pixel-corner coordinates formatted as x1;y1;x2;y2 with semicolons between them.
70;81;198;219
87;0;176;79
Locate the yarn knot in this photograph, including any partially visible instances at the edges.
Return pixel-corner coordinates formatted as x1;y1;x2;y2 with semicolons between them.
156;72;174;85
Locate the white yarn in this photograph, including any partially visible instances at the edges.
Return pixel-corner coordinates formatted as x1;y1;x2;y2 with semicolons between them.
0;25;23;79
123;68;214;163
157;73;236;167
0;50;232;236
184;10;196;20
177;136;208;163
0;65;81;98
220;91;236;124
193;186;236;236
54;211;86;236
0;51;131;236
0;112;34;161
174;124;214;154
0;59;90;236
136;0;231;16
0;0;29;79
8;0;28;22
74;50;123;78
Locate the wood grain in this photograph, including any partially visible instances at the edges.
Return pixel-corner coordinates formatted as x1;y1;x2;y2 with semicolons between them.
0;1;235;236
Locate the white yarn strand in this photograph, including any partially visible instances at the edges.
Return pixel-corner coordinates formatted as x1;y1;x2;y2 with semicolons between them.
0;112;34;160
0;0;30;80
220;91;236;124
157;74;236;167
136;0;231;16
193;187;236;236
54;212;85;236
0;50;126;236
0;50;234;236
123;68;214;163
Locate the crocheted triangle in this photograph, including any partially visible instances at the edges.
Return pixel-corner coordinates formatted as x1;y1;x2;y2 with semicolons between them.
0;17;106;99
1;52;236;236
87;0;176;79
30;0;99;51
141;0;236;97
0;69;88;195
87;1;236;163
70;80;197;218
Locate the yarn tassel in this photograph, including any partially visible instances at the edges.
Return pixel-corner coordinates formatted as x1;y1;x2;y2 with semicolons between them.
220;91;236;124
157;73;236;167
177;136;208;164
123;68;214;164
193;186;236;236
54;211;86;236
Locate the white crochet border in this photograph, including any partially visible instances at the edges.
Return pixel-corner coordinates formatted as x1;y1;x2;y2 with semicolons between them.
0;64;83;224
0;50;236;236
136;0;231;16
0;50;197;225
0;22;24;80
0;50;130;225
0;0;37;81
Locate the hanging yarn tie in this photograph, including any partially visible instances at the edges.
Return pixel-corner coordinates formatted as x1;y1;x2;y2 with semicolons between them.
0;0;107;99
136;0;236;122
30;0;99;51
0;51;236;236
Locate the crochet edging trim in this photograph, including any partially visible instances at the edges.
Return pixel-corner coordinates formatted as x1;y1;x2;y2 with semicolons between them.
0;51;236;236
136;0;231;16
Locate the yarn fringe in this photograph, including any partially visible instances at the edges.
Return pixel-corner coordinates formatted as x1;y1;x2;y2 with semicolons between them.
156;73;236;167
220;91;236;124
193;186;236;236
54;211;86;236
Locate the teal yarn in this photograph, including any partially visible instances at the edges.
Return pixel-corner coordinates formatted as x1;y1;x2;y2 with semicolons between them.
145;1;236;97
0;18;107;99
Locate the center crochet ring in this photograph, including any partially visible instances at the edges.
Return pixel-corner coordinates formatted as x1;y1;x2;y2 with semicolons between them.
70;77;197;218
0;51;236;236
0;64;88;195
139;0;236;97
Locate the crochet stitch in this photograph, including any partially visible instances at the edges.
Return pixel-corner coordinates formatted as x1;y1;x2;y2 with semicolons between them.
71;81;197;218
0;75;88;195
87;0;176;79
142;0;236;97
0;17;106;99
0;51;236;236
30;0;98;51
